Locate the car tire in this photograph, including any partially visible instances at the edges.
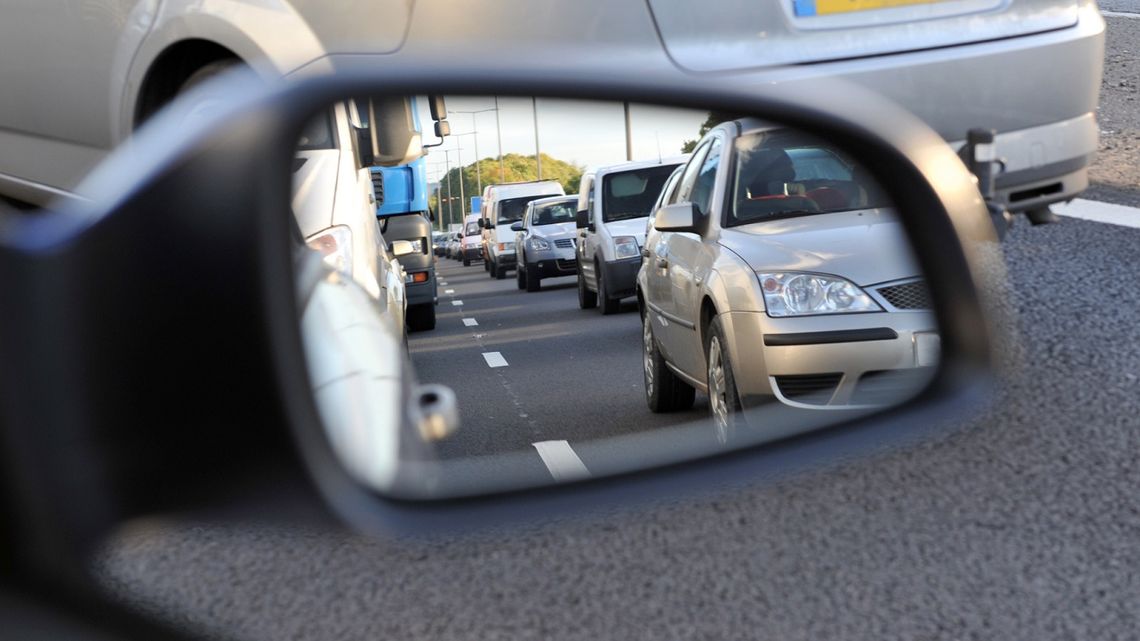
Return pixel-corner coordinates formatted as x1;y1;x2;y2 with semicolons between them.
643;315;696;412
406;302;436;332
463;258;470;266
705;316;744;445
577;269;597;309
484;255;491;271
516;263;526;289
597;263;620;315
495;262;507;280
525;264;541;292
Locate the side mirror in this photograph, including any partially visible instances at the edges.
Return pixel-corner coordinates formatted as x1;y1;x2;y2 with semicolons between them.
510;222;524;232
435;120;451;138
353;125;375;168
575;210;589;229
427;95;447;121
653;202;699;233
391;240;417;257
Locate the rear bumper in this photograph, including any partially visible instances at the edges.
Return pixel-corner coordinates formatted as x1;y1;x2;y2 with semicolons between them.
462;247;482;261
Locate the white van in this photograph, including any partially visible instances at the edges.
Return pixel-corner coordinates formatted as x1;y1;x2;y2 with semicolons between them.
575;156;688;314
293;101;409;338
461;214;483;266
480;180;565;279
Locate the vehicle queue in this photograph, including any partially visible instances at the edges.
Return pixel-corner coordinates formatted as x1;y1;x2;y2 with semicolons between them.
432;117;937;435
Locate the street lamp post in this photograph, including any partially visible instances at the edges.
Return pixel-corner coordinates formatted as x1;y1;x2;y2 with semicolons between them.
449;106;498;191
532;96;542;180
452;130;481;197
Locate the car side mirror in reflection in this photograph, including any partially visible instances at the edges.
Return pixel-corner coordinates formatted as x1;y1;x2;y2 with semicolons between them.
653;203;699;233
391;239;416;257
575;210;588;229
510;222;524;232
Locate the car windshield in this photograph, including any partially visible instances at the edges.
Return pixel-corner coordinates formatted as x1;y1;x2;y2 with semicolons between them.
602;165;678;222
530;200;577;226
296;109;336;151
497;195;560;224
729;130;890;225
465;222;479;236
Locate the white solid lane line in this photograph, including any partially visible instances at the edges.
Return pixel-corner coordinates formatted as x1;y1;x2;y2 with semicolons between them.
532;440;591;482
1102;10;1140;19
452;300;463;306
463;318;479;327
482;351;508;368
1054;198;1140;230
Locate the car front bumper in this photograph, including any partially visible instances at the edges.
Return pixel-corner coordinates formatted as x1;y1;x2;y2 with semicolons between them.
720;310;938;410
601;256;641;300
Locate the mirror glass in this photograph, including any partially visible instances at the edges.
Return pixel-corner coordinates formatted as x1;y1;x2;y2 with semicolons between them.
294;95;939;500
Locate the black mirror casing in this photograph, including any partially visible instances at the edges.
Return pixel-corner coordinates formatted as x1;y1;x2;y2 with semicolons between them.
510;222;524;232
0;66;1001;616
575;210;589;229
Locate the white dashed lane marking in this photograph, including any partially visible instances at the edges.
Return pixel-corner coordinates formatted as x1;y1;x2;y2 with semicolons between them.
532;440;591;482
482;351;508;368
463;318;479;327
451;300;463;306
445;289;455;294
1055;199;1140;230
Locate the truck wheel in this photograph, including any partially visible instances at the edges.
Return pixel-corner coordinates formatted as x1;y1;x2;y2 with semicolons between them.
525;265;541;292
577;270;597;309
643;315;695;412
406;303;436;332
598;264;621;315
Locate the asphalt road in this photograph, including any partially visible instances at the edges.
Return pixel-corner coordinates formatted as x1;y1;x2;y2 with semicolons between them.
90;13;1140;641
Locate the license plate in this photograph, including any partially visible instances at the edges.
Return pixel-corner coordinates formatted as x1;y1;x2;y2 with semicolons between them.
793;0;953;17
914;332;941;367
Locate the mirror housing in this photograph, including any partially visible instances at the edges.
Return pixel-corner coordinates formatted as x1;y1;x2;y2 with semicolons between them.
427;95;447;121
510;222;524;232
575;210;589;229
435;120;451;138
366;96;422;166
653;203;699;233
391;240;417;257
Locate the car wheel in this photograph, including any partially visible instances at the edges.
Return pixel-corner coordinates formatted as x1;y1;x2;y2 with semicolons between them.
516;263;526;289
525;264;541;292
484;255;491;271
577;269;597;309
495;262;507;280
463;257;470;266
705;316;744;445
406;302;436;332
488;259;498;278
643;315;695;412
598;263;620;315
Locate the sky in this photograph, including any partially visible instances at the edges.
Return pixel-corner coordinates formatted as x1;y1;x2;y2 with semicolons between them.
415;96;707;185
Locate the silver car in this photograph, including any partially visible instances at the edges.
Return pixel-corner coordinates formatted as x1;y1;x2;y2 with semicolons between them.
637;119;938;441
512;196;580;292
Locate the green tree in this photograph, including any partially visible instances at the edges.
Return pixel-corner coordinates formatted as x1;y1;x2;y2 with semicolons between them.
431;152;585;228
681;111;742;153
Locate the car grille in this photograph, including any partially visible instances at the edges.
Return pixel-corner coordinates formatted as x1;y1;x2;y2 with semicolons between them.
554;238;575;249
773;373;842;405
555;259;578;271
850;368;930;406
876;280;931;310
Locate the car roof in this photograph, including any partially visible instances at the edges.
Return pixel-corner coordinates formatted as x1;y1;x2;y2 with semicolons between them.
594;155;690;178
528;195;577;207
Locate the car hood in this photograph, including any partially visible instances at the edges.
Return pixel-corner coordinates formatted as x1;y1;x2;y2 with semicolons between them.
604;217;650;246
292;150;338;236
530;221;578;240
718;209;919;286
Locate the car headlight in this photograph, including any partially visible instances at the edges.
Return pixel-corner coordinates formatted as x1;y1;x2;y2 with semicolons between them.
613;236;639;260
528;236;551;251
306;225;353;276
497;242;514;253
757;272;881;317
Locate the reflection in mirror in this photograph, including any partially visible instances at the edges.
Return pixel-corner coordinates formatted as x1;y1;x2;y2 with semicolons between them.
292;95;939;500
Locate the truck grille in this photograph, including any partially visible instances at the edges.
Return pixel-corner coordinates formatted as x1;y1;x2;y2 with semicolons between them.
370;172;384;206
773;373;842;405
876;281;931;310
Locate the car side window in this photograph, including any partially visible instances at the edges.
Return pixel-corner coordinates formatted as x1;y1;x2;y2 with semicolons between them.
690;137;723;217
647;166;684;228
672;141;712;205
